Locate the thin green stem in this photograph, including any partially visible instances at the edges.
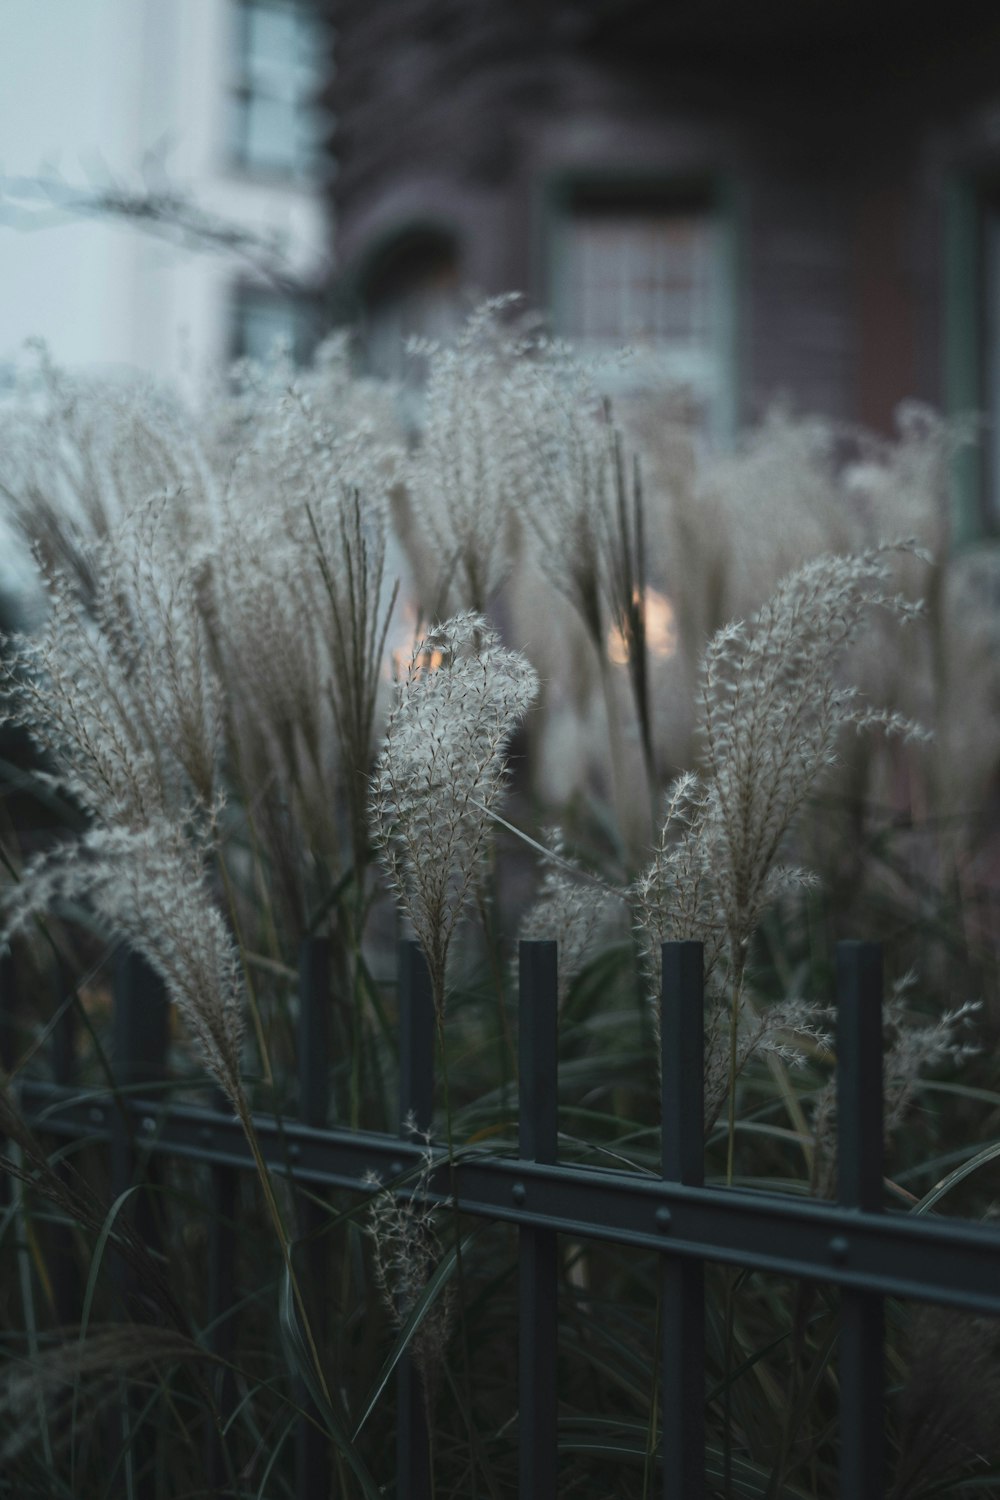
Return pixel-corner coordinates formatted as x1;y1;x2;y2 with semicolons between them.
476;890;516;1125
597;648;643;870
722;1271;735;1500
726;978;741;1186
423;1381;438;1499
641;1282;662;1500
236;1099;333;1416
218;854;273;1087
723;969;744;1500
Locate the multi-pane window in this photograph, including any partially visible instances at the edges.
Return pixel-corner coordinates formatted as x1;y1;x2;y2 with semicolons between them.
552;188;732;437
230;284;324;365
230;0;326;178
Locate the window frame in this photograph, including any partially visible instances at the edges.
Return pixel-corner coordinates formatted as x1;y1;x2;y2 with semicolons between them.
944;173;1000;543
227;0;327;183
538;168;741;447
228;279;328;367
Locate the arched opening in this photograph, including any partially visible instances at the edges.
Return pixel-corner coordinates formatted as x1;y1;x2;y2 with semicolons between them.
357;224;461;381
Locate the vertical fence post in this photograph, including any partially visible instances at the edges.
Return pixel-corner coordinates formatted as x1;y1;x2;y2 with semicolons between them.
397;941;434;1500
836;940;885;1500
296;937;332;1499
50;958;80;1323
660;941;705;1500
518;940;559;1499
111;950;169;1285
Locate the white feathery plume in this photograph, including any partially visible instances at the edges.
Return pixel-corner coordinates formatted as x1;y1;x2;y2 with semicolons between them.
1;497;222;829
407;298;526;612
370;612;538;1011
1;819;245;1107
517;828;619;1006
633;544;928;1129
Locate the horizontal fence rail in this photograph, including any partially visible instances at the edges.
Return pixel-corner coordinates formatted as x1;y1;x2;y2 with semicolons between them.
17;1081;1000;1309
5;938;1000;1498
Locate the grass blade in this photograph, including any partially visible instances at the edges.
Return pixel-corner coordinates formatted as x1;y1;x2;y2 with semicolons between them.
352;1227;480;1440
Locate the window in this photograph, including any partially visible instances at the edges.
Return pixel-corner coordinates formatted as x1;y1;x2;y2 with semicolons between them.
230;284;325;365
548;181;736;441
230;0;327;179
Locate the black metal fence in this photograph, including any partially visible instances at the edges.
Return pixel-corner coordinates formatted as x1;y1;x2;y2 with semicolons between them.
5;937;1000;1498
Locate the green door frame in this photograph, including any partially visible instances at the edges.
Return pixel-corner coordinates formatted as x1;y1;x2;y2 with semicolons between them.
944;173;993;544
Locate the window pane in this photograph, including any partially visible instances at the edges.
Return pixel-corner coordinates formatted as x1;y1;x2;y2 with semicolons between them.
231;288;322;366
231;0;324;174
235;300;295;363
244;94;300;169
564;208;716;347
246;4;300;73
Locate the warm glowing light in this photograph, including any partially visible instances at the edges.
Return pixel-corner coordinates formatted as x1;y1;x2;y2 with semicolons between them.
386;599;446;679
607;586;678;665
412;647;446;675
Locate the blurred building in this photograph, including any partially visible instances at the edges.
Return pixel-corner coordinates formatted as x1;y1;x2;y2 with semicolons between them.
330;0;1000;539
0;0;333;397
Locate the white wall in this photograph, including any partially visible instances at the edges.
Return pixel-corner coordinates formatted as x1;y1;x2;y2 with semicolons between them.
0;0;330;397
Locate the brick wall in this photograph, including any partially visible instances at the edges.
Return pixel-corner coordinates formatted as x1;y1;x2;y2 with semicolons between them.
329;0;1000;432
